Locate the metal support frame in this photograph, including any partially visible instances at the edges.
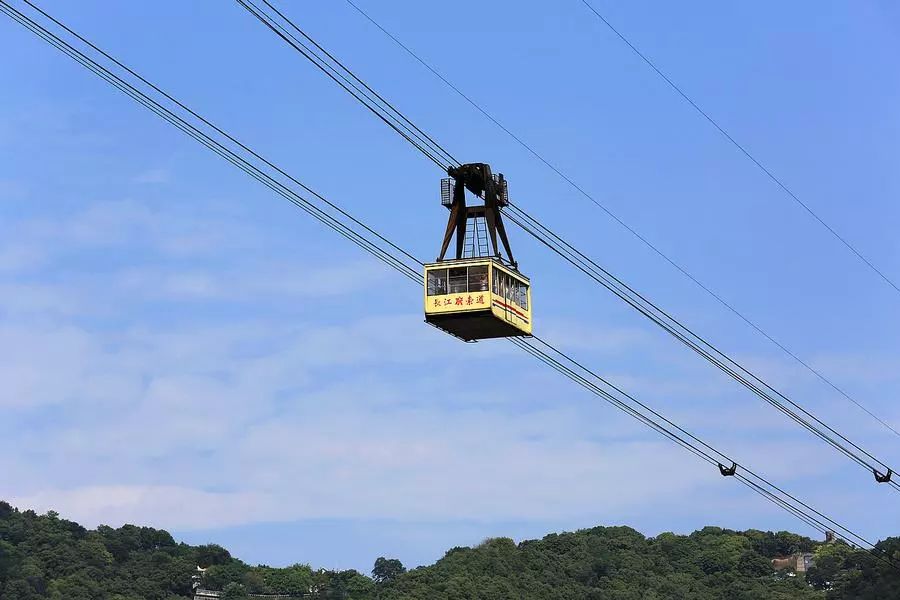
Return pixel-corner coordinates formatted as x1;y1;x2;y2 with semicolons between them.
437;163;516;268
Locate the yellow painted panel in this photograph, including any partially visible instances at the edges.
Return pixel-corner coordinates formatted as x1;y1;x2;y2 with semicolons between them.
491;296;532;334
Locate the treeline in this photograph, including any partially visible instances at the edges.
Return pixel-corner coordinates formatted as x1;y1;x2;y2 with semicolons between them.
379;527;900;599
1;500;898;599
0;501;370;599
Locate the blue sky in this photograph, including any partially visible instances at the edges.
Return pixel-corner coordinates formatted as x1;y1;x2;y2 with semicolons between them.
1;0;900;574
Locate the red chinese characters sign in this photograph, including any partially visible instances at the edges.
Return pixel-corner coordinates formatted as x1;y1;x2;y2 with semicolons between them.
432;294;486;309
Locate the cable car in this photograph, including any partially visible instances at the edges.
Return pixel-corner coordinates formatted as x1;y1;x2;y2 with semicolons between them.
424;163;532;341
425;258;531;340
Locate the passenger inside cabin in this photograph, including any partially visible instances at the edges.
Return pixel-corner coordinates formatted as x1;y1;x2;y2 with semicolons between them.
428;269;448;295
469;266;489;292
449;267;468;293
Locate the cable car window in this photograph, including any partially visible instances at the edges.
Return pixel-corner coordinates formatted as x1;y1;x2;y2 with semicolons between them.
468;266;488;292
493;267;501;295
519;283;528;310
427;269;448;295
448;267;468;293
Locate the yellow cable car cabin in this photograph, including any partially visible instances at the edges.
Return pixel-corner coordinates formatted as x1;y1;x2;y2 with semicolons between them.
424;258;531;341
424;163;532;341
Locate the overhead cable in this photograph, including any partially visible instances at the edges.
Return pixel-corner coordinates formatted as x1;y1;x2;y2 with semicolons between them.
504;204;900;492
3;0;894;569
238;0;458;172
578;0;900;296
238;0;900;487
340;0;900;441
1;1;421;286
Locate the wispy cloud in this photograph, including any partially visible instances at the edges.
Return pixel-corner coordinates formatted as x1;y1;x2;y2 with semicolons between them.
1;197;896;545
0;179;27;200
0;245;45;273
133;168;171;184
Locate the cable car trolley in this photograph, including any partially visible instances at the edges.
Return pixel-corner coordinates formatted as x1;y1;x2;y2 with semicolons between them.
424;163;532;341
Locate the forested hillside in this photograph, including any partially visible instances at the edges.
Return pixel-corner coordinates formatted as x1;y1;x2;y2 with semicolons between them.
1;500;898;599
380;527;898;600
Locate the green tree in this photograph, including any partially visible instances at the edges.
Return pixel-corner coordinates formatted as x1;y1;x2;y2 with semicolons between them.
221;581;249;599
372;557;406;585
3;579;39;600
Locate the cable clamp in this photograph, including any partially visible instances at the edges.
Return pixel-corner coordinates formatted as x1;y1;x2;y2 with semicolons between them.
718;462;737;477
874;469;893;483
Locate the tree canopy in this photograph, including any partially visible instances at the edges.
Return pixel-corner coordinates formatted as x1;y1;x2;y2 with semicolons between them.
372;557;406;585
1;500;897;599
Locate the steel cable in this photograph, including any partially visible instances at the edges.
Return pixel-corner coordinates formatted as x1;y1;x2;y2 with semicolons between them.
238;0;900;485
341;0;900;442
2;0;895;570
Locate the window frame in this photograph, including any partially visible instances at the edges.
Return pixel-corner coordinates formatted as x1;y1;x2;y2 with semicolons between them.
426;268;449;296
448;267;468;294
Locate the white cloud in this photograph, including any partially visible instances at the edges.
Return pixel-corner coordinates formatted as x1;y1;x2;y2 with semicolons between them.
0;179;27;200
1;197;896;545
0;199;267;274
8;486;272;530
133;168;171;185
0;281;84;316
538;318;650;354
111;259;391;303
0;324;98;409
0;245;44;273
6;433;718;531
0;294;717;529
0;302;862;533
809;354;900;386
